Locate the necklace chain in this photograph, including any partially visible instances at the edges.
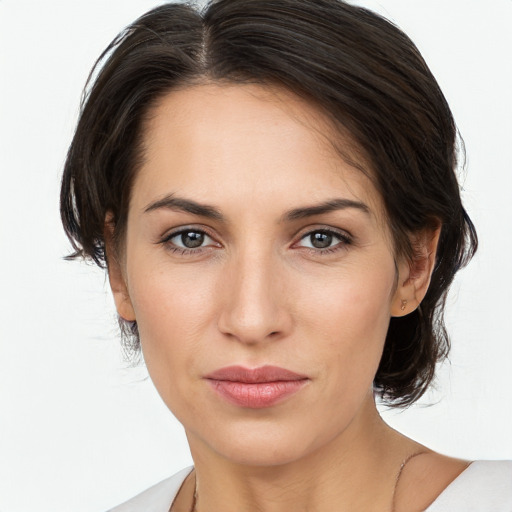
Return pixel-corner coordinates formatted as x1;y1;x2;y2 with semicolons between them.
390;451;427;512
189;451;426;512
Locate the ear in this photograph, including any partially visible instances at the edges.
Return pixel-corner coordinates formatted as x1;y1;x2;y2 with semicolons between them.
391;225;441;317
104;214;136;322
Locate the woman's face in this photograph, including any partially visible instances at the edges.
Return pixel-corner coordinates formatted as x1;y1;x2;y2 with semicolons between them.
111;83;411;466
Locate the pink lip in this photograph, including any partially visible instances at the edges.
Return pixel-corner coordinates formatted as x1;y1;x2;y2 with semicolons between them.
204;365;309;408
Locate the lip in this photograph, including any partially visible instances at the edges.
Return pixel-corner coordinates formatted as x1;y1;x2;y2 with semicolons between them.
204;365;309;408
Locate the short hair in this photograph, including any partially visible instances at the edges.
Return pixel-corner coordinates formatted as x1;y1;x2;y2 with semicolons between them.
60;0;477;407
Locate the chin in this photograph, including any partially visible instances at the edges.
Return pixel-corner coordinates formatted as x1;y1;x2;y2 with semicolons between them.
216;438;313;468
188;414;344;469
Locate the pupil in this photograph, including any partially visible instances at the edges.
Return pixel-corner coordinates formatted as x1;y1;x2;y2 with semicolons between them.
311;232;332;249
182;231;204;248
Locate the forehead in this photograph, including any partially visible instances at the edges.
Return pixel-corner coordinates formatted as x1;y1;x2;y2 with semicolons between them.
133;82;384;221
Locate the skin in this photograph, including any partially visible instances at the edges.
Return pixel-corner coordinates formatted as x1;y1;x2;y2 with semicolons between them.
106;84;467;511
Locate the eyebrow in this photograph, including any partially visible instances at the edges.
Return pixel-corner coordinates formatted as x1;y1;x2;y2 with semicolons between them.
283;198;370;221
143;194;370;222
144;194;224;220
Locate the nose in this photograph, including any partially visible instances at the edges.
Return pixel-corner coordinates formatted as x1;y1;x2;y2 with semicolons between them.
217;248;292;345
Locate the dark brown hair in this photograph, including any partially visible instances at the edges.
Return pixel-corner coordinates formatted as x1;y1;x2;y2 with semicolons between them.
60;0;477;406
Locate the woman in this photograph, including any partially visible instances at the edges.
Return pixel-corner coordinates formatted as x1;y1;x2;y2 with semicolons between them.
60;0;511;510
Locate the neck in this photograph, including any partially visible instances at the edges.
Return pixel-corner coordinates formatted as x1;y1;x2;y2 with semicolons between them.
186;397;422;512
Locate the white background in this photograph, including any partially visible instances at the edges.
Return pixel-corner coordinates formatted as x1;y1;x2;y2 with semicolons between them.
0;1;511;511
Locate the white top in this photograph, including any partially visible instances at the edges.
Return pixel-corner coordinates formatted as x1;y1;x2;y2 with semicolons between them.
108;460;512;512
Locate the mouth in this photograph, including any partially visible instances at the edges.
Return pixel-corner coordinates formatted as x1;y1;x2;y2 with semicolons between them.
204;365;309;408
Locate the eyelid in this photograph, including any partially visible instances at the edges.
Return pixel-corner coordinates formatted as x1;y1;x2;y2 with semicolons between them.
170;230;214;248
293;225;353;243
160;224;216;240
291;226;353;253
158;225;222;250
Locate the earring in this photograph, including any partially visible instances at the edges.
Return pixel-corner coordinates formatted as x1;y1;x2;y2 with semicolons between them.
400;299;408;311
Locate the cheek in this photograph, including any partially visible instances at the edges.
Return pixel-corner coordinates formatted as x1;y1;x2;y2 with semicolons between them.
126;259;220;398
296;262;394;388
299;258;394;330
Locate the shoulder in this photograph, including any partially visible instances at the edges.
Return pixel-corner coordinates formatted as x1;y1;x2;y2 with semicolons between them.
426;460;512;512
106;467;193;512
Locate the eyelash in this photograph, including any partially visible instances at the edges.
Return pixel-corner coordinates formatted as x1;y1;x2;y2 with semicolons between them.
158;227;352;256
159;227;219;256
294;228;352;255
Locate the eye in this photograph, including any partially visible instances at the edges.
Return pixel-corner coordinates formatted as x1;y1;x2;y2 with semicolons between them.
161;228;219;253
296;229;351;251
173;230;209;248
